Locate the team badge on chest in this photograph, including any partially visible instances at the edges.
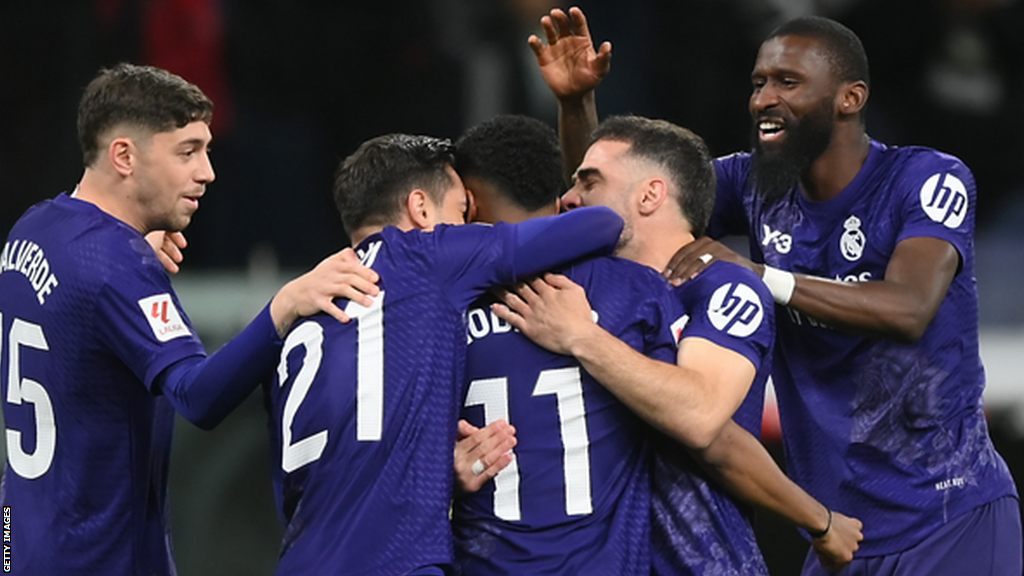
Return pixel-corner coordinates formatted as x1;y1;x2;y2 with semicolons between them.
840;215;866;261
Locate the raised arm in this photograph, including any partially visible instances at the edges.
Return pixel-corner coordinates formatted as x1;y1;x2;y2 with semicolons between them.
694;421;863;572
664;235;959;343
493;273;750;449
529;7;610;180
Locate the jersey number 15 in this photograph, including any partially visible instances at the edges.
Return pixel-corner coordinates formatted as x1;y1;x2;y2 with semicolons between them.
1;313;56;479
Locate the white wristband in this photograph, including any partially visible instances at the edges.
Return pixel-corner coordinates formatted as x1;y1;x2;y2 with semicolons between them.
762;266;795;305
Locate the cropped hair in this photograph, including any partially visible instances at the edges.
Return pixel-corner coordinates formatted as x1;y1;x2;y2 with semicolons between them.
455;114;565;212
591;116;716;237
768;16;870;88
77;63;213;167
334;134;457;237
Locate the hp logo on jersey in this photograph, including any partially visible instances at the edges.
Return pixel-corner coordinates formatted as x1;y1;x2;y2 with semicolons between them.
708;283;764;338
920;173;968;228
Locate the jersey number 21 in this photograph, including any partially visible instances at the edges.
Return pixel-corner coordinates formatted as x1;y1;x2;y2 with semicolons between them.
276;293;385;473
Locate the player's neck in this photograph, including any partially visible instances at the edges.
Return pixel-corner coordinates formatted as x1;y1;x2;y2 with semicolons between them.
622;224;694;273
74;169;148;234
349;226;384;247
802;128;870;202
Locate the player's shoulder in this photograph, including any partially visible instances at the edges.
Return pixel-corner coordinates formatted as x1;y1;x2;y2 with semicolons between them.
713;151;753;179
673;261;774;342
377;222;505;258
11;194;160;281
566;255;670;293
677;260;772;306
875;141;974;184
714;150;752;166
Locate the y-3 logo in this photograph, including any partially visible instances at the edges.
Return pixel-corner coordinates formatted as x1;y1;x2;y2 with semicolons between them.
761;224;792;254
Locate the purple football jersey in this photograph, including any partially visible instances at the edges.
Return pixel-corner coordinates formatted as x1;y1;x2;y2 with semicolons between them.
453;256;677;576
266;208;622;575
0;194;206;575
711;140;1018;555
650;261;774;576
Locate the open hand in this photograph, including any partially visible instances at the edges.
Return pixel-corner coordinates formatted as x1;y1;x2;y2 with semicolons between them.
528;7;612;101
270;247;381;335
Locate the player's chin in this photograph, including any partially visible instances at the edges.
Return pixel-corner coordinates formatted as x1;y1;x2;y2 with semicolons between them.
170;213;194;232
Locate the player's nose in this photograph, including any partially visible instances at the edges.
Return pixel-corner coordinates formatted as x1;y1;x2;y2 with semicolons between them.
560;189;584;210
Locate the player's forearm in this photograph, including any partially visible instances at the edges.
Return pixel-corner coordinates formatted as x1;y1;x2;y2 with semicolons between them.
787;275;940;343
510;206;622;279
158;304;280;429
568;328;725;449
694;420;831;534
269;293;300;338
772;236;958;343
557;91;599;182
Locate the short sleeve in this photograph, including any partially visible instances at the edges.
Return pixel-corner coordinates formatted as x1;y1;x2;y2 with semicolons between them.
672;261;774;371
95;239;206;391
893;150;976;264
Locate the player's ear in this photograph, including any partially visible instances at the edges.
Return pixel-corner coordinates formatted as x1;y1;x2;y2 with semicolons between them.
108;137;135;177
637;178;669;216
465;188;477;223
837;80;868;118
406;189;434;230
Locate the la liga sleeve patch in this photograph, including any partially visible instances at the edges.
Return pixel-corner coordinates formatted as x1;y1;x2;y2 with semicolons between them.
138;293;191;342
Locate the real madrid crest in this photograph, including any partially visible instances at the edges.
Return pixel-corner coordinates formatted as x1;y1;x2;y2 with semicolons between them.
840;215;865;261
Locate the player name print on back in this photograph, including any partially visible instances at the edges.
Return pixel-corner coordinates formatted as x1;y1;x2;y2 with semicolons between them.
0;239;60;305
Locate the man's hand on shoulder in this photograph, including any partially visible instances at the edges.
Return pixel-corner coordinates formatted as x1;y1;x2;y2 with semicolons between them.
270;247;381;336
663;236;761;286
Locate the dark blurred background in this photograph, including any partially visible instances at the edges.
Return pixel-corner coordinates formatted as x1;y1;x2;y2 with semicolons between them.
2;1;1023;574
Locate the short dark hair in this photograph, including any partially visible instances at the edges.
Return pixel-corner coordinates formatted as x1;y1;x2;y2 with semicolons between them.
77;63;214;167
454;114;565;212
768;16;870;88
591;115;716;237
334;133;457;236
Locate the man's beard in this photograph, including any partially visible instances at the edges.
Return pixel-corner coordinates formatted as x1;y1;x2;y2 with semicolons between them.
750;97;835;202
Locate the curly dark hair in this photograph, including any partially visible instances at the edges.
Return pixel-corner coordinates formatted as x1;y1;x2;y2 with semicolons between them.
77;63;213;167
455;114;565;212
